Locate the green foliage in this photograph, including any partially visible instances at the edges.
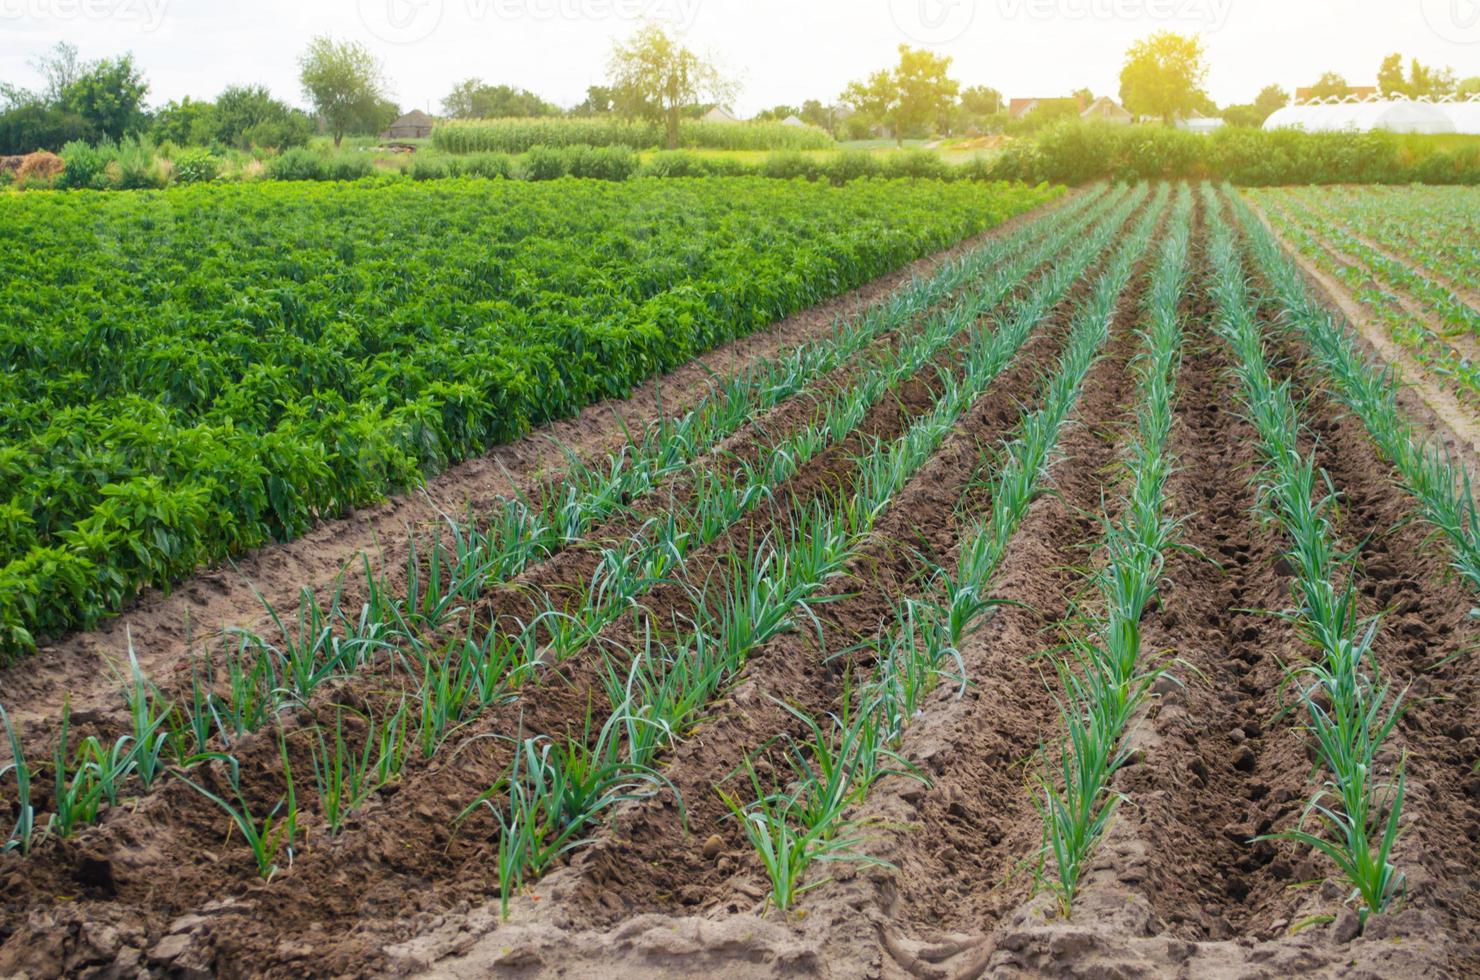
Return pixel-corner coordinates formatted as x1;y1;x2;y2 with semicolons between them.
213;85;314;150
172;148;221;184
442;79;560;119
433;116;835;153
1118;31;1210;123
991;121;1480;185
59;54;149;142
0;177;1053;657
0;104;94;154
57;139;108;188
298;36;388;148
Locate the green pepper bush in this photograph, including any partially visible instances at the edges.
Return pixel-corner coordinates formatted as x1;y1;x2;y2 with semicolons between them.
0;176;1059;655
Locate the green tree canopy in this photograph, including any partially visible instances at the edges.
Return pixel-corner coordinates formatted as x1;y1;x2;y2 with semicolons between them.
442;80;560;119
1378;55;1457;98
607;24;734;150
60;54;148;141
1118;31;1209;123
840;46;959;143
1306;71;1350;100
298;36;389;147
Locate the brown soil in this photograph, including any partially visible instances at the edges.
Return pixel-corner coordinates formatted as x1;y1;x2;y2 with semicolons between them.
1243;198;1480;472
3;186;1475;980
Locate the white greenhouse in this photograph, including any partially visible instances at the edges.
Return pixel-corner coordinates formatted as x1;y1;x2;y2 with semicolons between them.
1264;95;1480;135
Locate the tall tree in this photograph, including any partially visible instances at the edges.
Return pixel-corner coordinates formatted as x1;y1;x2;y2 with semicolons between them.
442;80;559;119
607;24;733;150
61;54;148;141
960;85;1004;116
298;36;389;148
31;42;84;105
1255;84;1290;116
839;69;897;130
800;99;832;131
1378;54;1405;97
1118;31;1208;123
893;45;959;141
840;46;959;143
1460;77;1480;99
1306;71;1350;100
570;85;615;117
1407;58;1456;98
212;84;313;148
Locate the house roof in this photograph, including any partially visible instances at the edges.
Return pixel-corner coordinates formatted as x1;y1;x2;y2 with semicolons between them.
1081;96;1131;119
1009;95;1089;119
390;109;434;127
1295;85;1378;102
780;114;805;127
704;107;741;123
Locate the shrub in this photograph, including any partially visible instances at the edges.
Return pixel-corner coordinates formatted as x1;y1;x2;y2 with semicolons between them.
0;104;95;155
639;151;713;178
458;152;512;179
822;151;881;186
411;154;453;181
111;137;168;189
269;147;326;181
433;117;834;154
760;152;822;181
326;154;375;181
882;150;951;181
173;147;221;184
520;144;571;181
567;145;638;181
58;141;108;189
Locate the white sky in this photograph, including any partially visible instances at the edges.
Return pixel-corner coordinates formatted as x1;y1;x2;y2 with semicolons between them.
2;0;1478;116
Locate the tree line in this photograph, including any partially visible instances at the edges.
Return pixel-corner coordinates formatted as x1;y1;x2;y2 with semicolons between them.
5;25;1480;158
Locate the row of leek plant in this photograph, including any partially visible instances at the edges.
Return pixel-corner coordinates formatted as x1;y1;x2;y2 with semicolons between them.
179;178;1137;748
1207;187;1407;928
1277;187;1480;343
717;184;1172;913
459;184;1159;919
1225;186;1480;598
1249;191;1480;400
1034;182;1193;915
0;188;1119;860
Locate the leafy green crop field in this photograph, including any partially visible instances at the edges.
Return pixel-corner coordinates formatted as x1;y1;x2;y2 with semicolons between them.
0;176;1057;654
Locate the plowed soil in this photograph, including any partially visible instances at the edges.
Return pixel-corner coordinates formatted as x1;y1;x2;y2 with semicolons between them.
1;185;1476;979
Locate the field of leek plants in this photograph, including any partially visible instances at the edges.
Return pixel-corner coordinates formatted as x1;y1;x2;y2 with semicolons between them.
0;179;1476;979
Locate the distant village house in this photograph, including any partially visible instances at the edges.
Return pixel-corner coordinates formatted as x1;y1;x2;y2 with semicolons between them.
383;110;435;140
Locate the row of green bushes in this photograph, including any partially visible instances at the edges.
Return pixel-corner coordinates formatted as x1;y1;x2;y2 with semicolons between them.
406;146;982;184
994;122;1480;185
432;116;835;154
12;124;1480;191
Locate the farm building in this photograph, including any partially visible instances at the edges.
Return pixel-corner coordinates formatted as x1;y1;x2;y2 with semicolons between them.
780;114;806;127
703;106;741;123
1080;96;1132;124
1263;95;1480;135
383;110;435;139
